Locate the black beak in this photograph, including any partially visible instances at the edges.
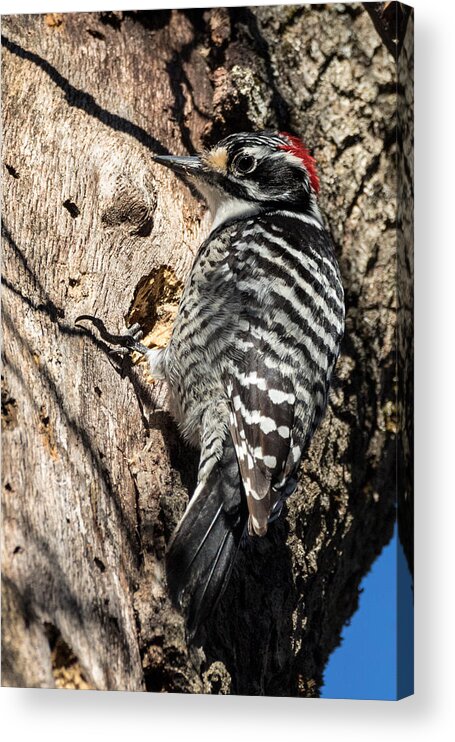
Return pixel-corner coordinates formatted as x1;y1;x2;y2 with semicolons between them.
153;154;203;176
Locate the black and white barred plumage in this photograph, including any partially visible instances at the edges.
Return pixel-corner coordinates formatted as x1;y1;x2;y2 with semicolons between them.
146;132;344;637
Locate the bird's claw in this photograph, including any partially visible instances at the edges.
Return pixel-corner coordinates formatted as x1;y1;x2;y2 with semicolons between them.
75;315;149;356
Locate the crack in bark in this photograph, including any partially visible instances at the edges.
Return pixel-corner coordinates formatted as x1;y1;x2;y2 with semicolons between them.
230;8;292;131
345;127;396;219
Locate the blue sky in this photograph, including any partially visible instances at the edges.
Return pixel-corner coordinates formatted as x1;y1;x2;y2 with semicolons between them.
321;524;414;700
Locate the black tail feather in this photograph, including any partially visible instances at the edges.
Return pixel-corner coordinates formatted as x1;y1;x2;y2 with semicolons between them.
165;440;247;640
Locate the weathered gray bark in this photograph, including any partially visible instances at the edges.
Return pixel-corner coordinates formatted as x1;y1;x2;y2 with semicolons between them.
2;5;409;695
397;10;414;579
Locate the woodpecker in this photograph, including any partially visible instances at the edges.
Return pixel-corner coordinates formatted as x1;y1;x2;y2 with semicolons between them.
81;131;345;639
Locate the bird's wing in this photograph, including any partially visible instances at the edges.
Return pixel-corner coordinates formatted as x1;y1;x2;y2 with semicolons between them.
226;349;299;536
222;212;344;536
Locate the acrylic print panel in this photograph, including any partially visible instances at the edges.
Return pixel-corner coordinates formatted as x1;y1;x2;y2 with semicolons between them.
1;3;414;698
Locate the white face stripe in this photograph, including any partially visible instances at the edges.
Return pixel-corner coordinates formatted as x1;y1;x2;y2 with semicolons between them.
277;149;309;170
232;146;313;188
240;144;273;161
210;198;261;232
189;172;262;232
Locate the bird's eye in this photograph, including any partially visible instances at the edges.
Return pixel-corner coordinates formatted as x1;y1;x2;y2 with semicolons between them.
232;154;256;176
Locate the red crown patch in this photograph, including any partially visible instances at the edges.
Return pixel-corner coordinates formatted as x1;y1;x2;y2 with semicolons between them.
278;132;320;194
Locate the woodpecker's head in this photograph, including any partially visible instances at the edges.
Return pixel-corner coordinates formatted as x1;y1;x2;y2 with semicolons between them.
153;131;322;229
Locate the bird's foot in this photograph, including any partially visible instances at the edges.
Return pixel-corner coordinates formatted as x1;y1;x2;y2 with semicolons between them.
75;315;149;357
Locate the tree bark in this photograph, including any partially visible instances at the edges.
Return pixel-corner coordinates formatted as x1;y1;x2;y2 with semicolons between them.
2;5;408;695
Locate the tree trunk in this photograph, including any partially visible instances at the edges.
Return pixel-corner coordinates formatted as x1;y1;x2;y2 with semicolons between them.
2;5;410;696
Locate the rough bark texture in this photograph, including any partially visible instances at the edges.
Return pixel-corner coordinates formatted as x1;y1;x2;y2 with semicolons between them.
397;10;414;579
2;4;411;696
